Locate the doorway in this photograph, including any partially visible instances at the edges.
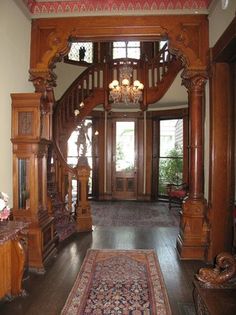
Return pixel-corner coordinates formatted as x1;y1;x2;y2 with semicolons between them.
112;119;137;200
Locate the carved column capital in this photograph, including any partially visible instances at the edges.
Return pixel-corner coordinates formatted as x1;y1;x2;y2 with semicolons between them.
181;70;208;93
29;69;57;93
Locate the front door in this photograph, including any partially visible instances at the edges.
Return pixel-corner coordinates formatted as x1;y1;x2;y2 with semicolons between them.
112;120;137;200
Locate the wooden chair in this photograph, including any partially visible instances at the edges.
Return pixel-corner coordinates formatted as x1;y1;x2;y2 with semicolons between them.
166;182;188;210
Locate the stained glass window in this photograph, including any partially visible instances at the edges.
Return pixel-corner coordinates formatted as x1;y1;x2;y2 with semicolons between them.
68;42;93;63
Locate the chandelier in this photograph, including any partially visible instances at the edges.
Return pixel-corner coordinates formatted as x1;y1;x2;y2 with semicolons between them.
109;65;144;104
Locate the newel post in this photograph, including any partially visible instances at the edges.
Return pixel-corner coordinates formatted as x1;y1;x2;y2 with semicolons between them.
75;157;93;232
177;71;210;260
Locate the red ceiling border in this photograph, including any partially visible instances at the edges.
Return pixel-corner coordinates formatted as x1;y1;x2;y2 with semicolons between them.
23;0;212;15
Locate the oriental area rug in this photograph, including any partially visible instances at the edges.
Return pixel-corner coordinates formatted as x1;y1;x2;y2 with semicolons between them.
61;249;172;315
91;201;179;227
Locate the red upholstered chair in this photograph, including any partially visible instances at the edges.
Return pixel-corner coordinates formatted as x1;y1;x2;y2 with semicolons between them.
166;183;188;210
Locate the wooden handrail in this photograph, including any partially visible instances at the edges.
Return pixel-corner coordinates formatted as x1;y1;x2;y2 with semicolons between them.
53;48;183;149
48;141;77;215
49;48;183;231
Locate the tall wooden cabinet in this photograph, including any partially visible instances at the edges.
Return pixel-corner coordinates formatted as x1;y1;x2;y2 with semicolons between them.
11;93;57;272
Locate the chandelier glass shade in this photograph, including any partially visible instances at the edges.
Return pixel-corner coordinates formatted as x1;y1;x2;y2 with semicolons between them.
109;65;144;104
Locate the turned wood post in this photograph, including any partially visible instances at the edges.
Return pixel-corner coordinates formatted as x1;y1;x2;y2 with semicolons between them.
75;158;93;232
177;71;210;260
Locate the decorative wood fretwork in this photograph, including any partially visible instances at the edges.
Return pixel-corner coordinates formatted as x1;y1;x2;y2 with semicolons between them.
30;15;209;93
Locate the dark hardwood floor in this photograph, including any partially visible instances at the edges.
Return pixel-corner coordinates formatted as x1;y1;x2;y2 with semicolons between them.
0;211;205;315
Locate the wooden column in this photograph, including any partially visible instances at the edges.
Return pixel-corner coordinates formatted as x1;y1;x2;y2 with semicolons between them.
75;160;93;232
177;71;209;260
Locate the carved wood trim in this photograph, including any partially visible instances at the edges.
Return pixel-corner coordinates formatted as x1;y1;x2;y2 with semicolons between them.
30;15;209;91
195;252;236;288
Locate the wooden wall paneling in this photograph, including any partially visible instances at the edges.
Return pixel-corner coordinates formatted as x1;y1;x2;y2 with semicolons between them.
141;42;155;60
98;113;105;199
99;42;111;63
92;111;105;199
182;113;189;184
137;114;144;199
207;16;236;260
208;62;234;259
145;114;153;199
151;118;159;200
104;112;112;199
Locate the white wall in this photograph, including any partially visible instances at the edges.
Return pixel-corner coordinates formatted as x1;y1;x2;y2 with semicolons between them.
0;0;33;206
209;0;236;47
54;62;85;100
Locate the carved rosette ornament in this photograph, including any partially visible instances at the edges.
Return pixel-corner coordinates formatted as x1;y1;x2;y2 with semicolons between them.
195;252;236;288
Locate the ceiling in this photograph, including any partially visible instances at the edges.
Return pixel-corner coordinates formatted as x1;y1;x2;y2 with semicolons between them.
22;0;213;17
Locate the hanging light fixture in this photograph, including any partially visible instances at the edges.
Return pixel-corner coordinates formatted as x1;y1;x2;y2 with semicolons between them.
109;65;144;104
74;101;85;116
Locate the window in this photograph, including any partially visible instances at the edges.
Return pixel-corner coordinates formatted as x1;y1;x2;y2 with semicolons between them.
159;40;168;50
158;119;183;196
112;41;140;59
115;121;135;172
67;119;93;195
68;42;93;63
159;40;168;62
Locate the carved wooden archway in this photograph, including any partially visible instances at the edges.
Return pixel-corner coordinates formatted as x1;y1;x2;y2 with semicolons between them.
29;15;209;260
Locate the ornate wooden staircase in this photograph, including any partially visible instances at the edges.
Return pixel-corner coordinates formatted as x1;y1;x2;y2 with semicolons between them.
46;45;183;241
53;44;183;143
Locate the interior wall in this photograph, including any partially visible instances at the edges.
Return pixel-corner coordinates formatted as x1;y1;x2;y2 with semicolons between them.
0;0;33;205
209;0;236;46
54;62;86;100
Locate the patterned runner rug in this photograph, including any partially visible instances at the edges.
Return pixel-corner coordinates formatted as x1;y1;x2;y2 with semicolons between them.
61;249;172;315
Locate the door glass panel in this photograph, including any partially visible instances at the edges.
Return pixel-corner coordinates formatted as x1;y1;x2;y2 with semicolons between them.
158;119;183;196
115;121;135;172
